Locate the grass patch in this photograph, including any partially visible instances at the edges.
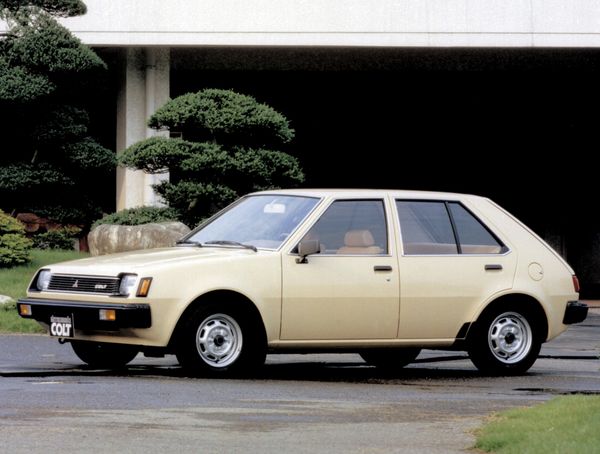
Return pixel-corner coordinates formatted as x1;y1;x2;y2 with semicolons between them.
475;395;600;453
0;249;88;333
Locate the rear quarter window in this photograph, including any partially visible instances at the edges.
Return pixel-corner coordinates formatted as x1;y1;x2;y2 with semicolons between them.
448;202;504;254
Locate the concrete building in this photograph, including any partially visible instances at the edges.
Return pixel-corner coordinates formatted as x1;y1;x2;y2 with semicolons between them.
55;0;600;206
4;1;600;294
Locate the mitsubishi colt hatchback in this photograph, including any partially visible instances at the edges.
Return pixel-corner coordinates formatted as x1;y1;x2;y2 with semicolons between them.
18;190;588;375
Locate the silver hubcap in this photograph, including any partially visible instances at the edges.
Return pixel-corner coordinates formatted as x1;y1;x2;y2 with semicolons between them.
196;314;243;368
488;311;532;364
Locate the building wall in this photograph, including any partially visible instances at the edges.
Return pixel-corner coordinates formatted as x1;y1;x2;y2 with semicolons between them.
58;0;600;48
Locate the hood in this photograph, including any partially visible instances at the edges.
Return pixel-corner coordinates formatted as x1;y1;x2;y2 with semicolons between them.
48;246;261;276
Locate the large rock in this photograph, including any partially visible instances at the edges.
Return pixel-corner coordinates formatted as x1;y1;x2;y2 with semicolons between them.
88;222;191;256
0;295;15;306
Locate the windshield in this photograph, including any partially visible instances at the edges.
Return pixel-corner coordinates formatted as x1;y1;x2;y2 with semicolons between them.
185;195;320;250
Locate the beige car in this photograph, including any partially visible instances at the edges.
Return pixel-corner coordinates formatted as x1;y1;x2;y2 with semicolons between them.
18;190;588;375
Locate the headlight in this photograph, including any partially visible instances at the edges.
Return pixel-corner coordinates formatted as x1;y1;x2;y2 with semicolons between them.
119;274;137;296
36;270;51;291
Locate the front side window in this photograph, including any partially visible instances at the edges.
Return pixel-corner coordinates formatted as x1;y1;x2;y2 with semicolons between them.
396;200;504;255
186;195;319;250
301;200;388;255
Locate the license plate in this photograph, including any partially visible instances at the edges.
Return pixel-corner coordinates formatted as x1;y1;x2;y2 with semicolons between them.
49;315;74;338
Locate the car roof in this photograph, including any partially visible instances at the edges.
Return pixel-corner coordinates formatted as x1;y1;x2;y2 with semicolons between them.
251;188;486;201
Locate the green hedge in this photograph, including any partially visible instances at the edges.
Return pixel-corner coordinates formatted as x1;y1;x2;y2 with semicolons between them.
92;206;180;229
32;227;80;250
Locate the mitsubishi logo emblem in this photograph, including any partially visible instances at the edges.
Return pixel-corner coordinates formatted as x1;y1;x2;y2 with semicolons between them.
72;279;79;288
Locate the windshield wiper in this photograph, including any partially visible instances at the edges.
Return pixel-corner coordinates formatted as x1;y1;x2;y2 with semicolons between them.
176;240;203;247
203;240;257;252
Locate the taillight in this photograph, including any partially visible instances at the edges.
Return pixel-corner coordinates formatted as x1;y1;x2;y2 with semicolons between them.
572;275;580;293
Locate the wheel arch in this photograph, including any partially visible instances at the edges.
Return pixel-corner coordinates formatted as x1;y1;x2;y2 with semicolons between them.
168;289;268;350
470;293;549;343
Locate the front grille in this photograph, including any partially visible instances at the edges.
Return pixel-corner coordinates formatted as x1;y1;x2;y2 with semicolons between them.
48;274;120;295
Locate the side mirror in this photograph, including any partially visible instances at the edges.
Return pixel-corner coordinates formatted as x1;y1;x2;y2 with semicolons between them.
296;239;321;263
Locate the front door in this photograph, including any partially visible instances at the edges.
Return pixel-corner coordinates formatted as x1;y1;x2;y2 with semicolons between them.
281;199;399;340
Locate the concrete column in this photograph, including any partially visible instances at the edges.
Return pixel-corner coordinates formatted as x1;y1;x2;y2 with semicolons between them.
116;47;170;210
143;47;170;206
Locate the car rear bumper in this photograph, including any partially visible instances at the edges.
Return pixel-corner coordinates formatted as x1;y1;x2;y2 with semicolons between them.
562;301;588;325
17;298;152;330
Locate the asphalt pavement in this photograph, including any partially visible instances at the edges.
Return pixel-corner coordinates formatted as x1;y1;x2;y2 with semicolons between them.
0;310;598;453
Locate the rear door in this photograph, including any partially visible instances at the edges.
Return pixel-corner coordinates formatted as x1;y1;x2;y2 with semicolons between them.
395;199;517;340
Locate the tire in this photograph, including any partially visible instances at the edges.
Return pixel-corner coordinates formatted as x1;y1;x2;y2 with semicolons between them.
360;348;421;369
71;341;139;368
175;304;266;376
468;306;542;375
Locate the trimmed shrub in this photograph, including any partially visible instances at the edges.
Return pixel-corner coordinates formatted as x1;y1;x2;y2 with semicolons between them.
147;88;294;147
92;206;180;229
0;210;32;267
119;88;305;227
32;227;80;250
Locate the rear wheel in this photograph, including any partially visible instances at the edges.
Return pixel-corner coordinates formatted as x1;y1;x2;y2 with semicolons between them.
71;341;138;368
175;304;266;376
360;348;421;369
468;306;542;375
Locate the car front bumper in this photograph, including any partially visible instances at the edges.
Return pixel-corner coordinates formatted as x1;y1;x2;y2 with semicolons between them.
562;301;588;325
17;298;152;331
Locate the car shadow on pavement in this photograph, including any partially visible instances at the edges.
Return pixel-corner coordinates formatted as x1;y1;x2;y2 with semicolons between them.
0;356;497;382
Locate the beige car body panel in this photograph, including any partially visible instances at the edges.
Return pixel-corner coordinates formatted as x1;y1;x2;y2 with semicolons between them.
24;189;579;350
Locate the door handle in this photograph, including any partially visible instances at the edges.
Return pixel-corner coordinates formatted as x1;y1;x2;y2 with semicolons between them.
485;264;503;271
374;265;393;272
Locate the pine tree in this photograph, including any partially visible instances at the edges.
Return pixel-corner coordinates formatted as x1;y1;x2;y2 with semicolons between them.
0;0;115;225
120;89;304;226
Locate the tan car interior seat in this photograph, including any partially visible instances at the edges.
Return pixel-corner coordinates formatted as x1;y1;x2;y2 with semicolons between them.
337;229;382;255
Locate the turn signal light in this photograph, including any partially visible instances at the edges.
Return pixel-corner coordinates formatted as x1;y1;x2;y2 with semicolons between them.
99;309;116;321
136;277;152;297
19;304;32;316
572;275;580;293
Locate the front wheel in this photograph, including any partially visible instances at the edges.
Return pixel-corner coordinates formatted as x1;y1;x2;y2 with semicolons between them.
468;308;542;375
175;305;266;376
71;341;139;368
360;348;421;370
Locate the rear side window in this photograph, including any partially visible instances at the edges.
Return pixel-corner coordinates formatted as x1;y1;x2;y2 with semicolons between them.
396;200;505;255
396;201;457;254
